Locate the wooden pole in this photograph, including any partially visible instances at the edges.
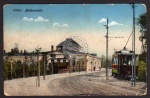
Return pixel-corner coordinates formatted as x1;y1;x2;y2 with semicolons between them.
52;62;53;74
37;53;40;87
43;54;45;80
106;18;109;80
10;59;12;80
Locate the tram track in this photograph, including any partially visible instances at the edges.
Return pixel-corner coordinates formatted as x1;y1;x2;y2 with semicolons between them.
4;69;146;96
46;69;147;96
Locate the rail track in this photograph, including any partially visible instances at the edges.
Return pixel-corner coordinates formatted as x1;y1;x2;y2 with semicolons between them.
48;71;146;96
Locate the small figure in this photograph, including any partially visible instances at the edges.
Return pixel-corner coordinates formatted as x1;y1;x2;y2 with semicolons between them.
94;66;96;71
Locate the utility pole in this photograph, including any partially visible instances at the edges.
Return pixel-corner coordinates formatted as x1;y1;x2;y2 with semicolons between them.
35;47;42;87
37;52;40;87
104;18;109;80
43;53;46;80
103;18;124;80
23;58;25;78
131;3;136;87
57;59;60;74
10;58;12;80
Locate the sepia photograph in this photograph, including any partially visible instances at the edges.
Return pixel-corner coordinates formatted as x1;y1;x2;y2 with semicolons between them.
3;4;147;96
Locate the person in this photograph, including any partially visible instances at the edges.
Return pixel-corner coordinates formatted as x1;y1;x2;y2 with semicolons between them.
99;67;101;71
93;67;95;71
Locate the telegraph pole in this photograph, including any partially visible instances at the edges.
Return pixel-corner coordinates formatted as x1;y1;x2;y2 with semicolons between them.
43;53;46;80
131;3;136;87
35;47;42;87
103;18;124;80
104;18;109;80
10;58;12;80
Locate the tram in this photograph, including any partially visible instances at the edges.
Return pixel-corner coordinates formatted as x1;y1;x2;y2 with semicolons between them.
112;49;138;79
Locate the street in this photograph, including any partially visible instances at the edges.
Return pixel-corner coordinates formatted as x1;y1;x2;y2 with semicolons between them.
4;68;146;96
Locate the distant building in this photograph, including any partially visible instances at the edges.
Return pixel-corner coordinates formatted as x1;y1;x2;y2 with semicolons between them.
47;38;101;73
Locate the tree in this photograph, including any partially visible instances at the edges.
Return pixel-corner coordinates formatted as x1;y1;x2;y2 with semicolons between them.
4;59;11;80
8;43;19;56
101;55;112;68
101;55;106;68
137;13;147;81
137;13;147;54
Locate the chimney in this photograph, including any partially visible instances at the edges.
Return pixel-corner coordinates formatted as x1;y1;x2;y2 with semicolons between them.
51;45;54;52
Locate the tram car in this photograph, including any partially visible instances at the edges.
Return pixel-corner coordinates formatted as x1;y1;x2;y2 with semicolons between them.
112;49;138;79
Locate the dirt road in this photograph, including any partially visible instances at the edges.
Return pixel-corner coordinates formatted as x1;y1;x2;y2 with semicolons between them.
4;69;146;96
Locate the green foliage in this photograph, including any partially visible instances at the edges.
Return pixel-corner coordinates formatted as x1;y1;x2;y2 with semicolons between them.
101;55;106;68
137;13;147;82
29;64;37;76
101;55;112;68
3;60;11;80
136;13;147;53
3;56;38;80
138;61;147;82
139;52;146;62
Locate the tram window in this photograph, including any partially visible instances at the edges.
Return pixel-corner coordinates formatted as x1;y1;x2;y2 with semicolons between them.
122;56;127;65
112;56;118;64
128;56;132;65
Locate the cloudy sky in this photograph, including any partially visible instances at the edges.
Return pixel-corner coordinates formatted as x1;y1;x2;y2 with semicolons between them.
3;4;146;57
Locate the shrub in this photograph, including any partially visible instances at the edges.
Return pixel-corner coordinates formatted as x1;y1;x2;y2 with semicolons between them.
138;61;147;82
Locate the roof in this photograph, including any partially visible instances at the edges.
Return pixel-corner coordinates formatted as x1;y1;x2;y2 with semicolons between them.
57;38;81;48
113;49;137;56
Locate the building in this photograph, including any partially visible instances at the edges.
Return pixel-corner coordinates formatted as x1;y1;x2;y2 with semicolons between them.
47;38;101;74
3;38;101;76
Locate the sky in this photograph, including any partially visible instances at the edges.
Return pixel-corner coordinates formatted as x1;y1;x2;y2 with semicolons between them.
3;4;147;57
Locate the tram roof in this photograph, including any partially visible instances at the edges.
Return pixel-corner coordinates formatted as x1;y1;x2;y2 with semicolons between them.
113;50;137;56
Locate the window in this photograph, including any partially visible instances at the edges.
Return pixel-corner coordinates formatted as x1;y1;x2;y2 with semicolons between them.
113;56;118;64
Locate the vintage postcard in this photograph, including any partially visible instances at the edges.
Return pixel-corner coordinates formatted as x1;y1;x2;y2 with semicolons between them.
3;4;147;96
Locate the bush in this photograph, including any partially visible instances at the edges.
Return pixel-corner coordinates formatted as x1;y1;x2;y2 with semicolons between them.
138;61;147;82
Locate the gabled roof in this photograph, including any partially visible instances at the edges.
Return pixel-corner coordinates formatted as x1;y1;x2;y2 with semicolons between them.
57;38;81;48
